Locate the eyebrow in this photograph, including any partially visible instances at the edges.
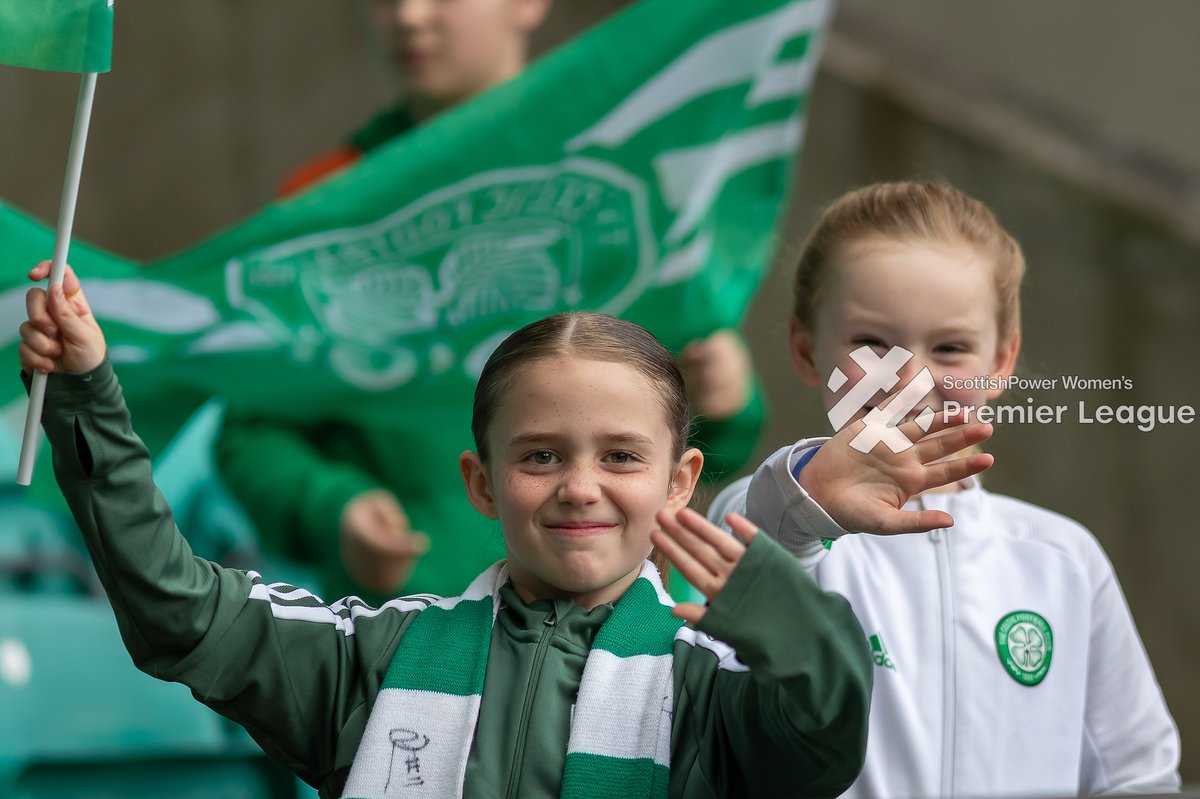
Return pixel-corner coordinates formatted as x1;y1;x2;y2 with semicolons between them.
841;314;984;340
506;431;657;448
839;311;894;331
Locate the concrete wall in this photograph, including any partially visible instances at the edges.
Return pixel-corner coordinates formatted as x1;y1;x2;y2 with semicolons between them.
838;0;1200;179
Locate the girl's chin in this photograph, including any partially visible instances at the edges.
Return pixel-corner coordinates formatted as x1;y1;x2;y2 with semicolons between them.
524;556;643;599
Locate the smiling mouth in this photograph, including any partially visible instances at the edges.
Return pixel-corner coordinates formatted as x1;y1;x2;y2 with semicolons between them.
544;522;617;537
397;47;435;68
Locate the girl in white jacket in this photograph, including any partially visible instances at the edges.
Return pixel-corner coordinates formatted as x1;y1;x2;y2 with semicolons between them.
710;181;1181;798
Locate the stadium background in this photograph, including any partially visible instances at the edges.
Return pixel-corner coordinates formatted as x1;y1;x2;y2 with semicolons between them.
2;0;1196;791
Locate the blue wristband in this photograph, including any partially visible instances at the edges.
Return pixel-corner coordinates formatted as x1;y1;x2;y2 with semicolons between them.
791;445;820;480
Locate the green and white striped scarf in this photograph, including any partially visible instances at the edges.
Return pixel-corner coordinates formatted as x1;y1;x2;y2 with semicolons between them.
341;561;684;799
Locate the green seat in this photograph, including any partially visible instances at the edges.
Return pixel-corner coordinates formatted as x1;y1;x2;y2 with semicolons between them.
1;399;321;597
0;595;302;798
0;498;93;596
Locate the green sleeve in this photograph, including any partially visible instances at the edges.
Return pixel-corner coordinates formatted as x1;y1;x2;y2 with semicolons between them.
214;411;380;565
38;361;413;794
685;533;871;798
689;374;766;484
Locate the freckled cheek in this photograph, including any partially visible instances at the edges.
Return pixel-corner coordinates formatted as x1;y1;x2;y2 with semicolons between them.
497;474;556;516
626;476;677;517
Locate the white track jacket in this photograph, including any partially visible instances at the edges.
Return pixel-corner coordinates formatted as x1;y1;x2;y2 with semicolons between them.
708;439;1181;799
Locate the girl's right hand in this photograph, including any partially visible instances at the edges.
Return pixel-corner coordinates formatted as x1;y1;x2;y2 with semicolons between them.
799;411;994;535
651;507;758;625
18;261;106;375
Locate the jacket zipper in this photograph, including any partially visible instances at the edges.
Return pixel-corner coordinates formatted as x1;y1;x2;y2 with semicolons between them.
504;606;559;799
930;520;957;799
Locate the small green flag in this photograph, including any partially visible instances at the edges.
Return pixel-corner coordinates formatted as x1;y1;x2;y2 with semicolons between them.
0;0;113;73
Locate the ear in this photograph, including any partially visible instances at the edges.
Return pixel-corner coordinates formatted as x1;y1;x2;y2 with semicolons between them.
665;447;704;511
789;316;822;387
459;451;500;519
513;0;552;32
985;332;1021;401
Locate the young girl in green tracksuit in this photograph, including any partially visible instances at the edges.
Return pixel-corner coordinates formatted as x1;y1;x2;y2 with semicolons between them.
19;260;990;799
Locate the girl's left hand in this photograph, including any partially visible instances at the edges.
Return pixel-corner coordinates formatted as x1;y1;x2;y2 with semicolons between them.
652;507;759;624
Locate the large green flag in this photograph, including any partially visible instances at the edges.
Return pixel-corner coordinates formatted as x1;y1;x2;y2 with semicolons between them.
0;0;113;73
2;0;828;582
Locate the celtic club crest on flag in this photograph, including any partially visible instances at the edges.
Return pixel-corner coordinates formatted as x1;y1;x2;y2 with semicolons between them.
227;161;653;390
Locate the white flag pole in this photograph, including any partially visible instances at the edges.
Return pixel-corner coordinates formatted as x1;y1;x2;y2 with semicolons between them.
17;71;99;486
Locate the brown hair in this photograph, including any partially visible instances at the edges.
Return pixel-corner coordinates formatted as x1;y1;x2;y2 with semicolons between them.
793;181;1025;341
470;312;692;580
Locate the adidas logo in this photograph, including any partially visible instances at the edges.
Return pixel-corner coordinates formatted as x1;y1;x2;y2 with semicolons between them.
869;633;896;672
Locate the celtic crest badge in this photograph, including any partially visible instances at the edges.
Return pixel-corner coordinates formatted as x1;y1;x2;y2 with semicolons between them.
995;610;1053;686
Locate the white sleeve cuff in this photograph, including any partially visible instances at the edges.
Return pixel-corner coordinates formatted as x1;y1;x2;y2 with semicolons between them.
744;437;848;568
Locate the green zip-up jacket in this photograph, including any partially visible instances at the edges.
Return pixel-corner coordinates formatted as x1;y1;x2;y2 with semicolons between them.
40;361;868;799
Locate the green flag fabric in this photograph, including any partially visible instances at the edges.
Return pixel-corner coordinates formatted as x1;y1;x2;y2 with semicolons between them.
2;0;828;586
0;0;113;73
